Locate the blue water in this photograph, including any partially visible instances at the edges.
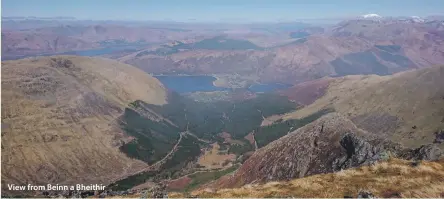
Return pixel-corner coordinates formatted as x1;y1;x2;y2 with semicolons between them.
155;75;228;93
155;75;291;93
60;48;121;56
2;46;141;61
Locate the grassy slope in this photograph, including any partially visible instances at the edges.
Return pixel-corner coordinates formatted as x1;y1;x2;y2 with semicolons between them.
171;158;444;198
284;65;444;148
1;56;167;192
182;166;239;192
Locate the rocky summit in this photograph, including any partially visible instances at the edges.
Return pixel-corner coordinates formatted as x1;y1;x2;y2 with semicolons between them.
171;158;444;198
207;113;442;188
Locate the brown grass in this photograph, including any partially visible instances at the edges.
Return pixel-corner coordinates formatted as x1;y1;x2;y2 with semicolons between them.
260;114;283;126
1;56;167;193
168;176;193;191
244;132;255;146
279;77;332;106
130;181;157;191
198;143;236;169
170;158;444;198
284;65;444;148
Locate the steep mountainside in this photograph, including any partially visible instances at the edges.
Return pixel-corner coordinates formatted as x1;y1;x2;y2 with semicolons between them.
192;65;444;193
1;56;300;195
206;113;442;189
1;56;168;193
284;65;444;148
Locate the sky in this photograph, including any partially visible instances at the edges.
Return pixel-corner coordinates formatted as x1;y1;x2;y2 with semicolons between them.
2;0;444;22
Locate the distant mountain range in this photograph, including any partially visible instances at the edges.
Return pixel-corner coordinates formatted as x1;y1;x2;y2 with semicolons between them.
3;16;443;82
118;17;444;84
2;16;77;20
1;15;444;197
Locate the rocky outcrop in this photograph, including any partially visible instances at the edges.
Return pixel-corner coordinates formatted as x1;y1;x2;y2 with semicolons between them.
174;157;444;198
402;144;443;161
357;190;376;199
332;133;384;170
434;130;444;143
209;113;442;188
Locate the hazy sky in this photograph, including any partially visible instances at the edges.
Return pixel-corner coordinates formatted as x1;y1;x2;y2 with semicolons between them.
2;0;444;22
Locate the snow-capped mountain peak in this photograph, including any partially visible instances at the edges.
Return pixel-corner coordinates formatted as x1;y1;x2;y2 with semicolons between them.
362;13;382;18
410;16;425;22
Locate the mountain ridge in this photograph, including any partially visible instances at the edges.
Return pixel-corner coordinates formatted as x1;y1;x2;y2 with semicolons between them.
283;65;444;148
1;56;168;194
204;113;442;189
169;158;444;198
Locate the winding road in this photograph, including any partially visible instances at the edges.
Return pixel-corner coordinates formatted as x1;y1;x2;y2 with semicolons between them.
109;132;185;185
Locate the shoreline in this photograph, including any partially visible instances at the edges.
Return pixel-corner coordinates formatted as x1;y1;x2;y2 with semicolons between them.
152;73;236;89
212;75;232;88
153;74;292;92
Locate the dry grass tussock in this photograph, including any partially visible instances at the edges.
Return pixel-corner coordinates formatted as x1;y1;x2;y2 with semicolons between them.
169;158;444;198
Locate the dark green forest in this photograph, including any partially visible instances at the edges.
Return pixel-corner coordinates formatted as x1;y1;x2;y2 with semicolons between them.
254;108;334;148
110;134;205;191
114;92;299;191
141;92;297;140
135;36;261;57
